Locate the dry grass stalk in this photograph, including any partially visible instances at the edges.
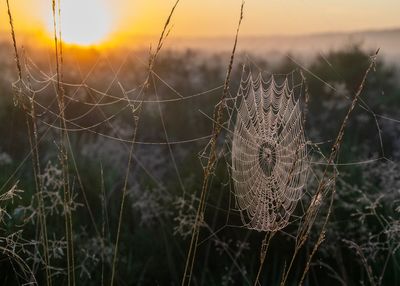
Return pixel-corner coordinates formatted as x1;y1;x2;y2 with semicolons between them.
110;1;181;285
6;1;52;285
254;232;275;286
280;49;379;286
51;1;75;285
181;2;245;285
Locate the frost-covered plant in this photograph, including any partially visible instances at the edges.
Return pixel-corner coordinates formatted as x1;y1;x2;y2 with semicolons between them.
213;238;249;286
173;194;200;238
129;182;172;226
0;182;23;225
340;160;400;286
17;161;82;224
75;228;114;279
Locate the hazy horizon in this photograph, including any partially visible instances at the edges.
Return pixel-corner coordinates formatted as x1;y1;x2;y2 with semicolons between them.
2;0;400;46
2;25;399;65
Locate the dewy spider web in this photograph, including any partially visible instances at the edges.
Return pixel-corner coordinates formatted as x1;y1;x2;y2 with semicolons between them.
4;24;399;284
231;72;308;232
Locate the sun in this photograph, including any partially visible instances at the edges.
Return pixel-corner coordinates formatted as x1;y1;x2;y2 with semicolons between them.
46;0;113;46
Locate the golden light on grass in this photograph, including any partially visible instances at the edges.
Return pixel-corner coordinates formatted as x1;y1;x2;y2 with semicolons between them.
45;0;113;46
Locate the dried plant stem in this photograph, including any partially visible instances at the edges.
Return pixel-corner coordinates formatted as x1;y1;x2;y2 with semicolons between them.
110;3;180;284
281;50;378;286
254;232;275;286
26;81;52;286
110;110;141;285
0;246;38;284
343;240;377;286
181;2;244;285
6;1;52;285
101;165;106;286
297;51;378;285
6;0;22;81
25;103;52;286
149;0;180;71
24;47;53;286
51;1;75;285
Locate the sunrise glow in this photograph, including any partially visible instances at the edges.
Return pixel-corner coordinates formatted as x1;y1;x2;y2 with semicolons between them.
0;0;399;49
46;0;113;46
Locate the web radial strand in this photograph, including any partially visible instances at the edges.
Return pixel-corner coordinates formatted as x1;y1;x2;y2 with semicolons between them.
232;73;308;232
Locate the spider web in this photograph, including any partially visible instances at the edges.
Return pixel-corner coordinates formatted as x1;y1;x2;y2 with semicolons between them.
230;72;308;232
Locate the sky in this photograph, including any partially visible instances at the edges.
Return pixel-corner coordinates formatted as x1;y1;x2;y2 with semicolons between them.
1;0;400;46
